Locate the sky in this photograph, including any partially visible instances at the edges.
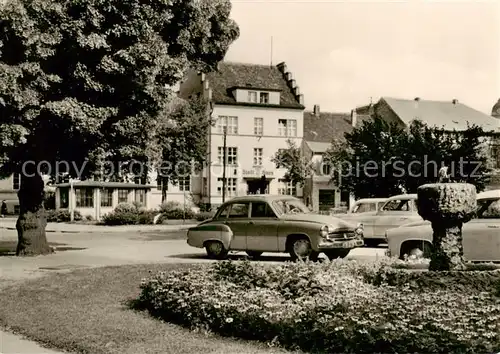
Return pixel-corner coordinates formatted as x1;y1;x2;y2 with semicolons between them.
224;0;500;115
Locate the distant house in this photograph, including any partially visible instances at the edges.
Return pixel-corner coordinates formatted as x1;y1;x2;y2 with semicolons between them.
54;181;153;221
301;105;358;212
0;173;20;214
179;61;306;208
354;97;500;190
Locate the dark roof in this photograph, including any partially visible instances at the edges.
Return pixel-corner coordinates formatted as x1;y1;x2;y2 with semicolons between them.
381;97;499;132
303;111;353;144
54;181;153;189
206;62;304;109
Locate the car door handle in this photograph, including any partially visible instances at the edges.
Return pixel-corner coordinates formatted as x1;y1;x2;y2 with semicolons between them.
488;225;499;228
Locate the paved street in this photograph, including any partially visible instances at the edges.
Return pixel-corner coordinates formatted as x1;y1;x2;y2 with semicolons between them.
0;225;386;353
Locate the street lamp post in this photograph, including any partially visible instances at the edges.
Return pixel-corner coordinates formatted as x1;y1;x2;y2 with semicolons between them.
222;126;227;203
69;178;74;222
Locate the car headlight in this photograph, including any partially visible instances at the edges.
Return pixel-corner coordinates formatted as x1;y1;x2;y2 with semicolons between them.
354;223;363;237
320;224;335;238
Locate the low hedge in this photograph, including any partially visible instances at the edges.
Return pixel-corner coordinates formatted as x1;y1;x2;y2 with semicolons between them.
46;209;82;222
136;259;500;353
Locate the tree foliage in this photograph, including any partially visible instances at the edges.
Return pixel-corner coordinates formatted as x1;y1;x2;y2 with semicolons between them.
324;116;493;199
156;96;212;202
271;139;313;186
0;0;239;255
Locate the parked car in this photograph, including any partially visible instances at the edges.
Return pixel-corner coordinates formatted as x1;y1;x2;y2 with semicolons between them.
348;198;387;214
337;194;420;246
186;195;364;261
385;189;500;261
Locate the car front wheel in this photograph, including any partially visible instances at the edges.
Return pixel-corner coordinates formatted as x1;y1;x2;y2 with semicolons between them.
205;241;228;260
325;249;350;260
288;237;319;261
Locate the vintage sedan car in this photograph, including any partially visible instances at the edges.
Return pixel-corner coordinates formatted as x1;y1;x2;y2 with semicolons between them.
337;194;421;246
348;198;387;214
187;195;364;261
386;190;500;261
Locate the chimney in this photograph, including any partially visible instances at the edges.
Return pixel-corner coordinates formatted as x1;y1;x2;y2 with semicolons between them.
286;72;293;81
452;98;458;104
294;86;300;96
313;104;320;116
289;79;296;88
351;109;357;127
276;62;287;73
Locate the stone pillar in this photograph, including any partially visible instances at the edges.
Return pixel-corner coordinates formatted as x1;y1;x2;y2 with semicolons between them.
416;183;476;271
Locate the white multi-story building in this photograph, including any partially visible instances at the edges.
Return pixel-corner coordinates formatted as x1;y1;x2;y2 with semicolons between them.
169;61;306;209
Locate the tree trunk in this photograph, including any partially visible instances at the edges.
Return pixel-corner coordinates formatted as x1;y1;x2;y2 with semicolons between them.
429;220;466;271
161;176;168;203
16;170;52;256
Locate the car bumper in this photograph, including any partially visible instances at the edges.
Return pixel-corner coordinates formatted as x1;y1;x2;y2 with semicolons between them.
318;238;364;250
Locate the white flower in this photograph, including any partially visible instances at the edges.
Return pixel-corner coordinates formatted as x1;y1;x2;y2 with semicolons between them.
225;317;234;323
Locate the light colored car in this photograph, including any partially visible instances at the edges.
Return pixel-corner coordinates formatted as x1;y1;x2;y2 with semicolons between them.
348;198;387;214
386;189;500;261
187;195;364;261
337;194;421;246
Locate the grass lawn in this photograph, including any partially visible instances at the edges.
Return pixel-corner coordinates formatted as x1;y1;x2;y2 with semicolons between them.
0;263;293;354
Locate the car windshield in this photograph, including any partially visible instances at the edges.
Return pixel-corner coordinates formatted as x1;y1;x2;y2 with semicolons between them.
476;199;500;219
381;199;414;211
353;203;377;213
272;198;310;215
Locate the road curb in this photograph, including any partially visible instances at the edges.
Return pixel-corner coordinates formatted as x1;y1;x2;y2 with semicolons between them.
0;225;195;234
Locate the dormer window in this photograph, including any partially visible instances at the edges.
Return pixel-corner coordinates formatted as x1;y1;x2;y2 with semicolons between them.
260;92;269;104
248;91;257;103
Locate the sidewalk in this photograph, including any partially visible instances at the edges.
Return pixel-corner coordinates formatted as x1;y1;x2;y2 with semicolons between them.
0;218;197;233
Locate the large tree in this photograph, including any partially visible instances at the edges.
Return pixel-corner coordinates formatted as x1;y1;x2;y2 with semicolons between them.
156;96;212;203
271;139;313;187
0;0;239;255
324;116;492;199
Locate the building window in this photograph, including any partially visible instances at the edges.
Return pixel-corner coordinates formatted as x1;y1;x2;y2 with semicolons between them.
260;92;269;104
217;178;237;196
278;119;297;137
101;188;113;207
278;179;296;196
12;173;20;190
322;162;331;176
254;117;263;135
248;91;257;103
179;176;190;191
118;189;128;203
253;148;263;166
157;178;168;191
60;188;69;208
217;147;238;165
76;188;94;207
216;116;238;134
135;189;146;205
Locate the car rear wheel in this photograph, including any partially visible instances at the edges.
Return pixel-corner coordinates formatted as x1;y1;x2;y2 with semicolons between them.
205;241;228;260
246;251;263;259
288;237;319;261
400;241;432;260
325;249;350;260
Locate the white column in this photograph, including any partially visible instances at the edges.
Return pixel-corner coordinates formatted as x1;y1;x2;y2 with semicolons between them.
95;188;101;221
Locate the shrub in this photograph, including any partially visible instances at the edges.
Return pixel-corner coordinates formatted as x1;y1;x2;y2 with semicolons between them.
85;215;93;221
137;259;500;353
102;211;139;225
159;201;181;213
195;211;214;221
46;209;82;222
138;210;158;225
114;202;136;213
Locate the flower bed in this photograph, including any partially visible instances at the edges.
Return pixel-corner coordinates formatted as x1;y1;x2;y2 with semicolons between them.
137;259;500;353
